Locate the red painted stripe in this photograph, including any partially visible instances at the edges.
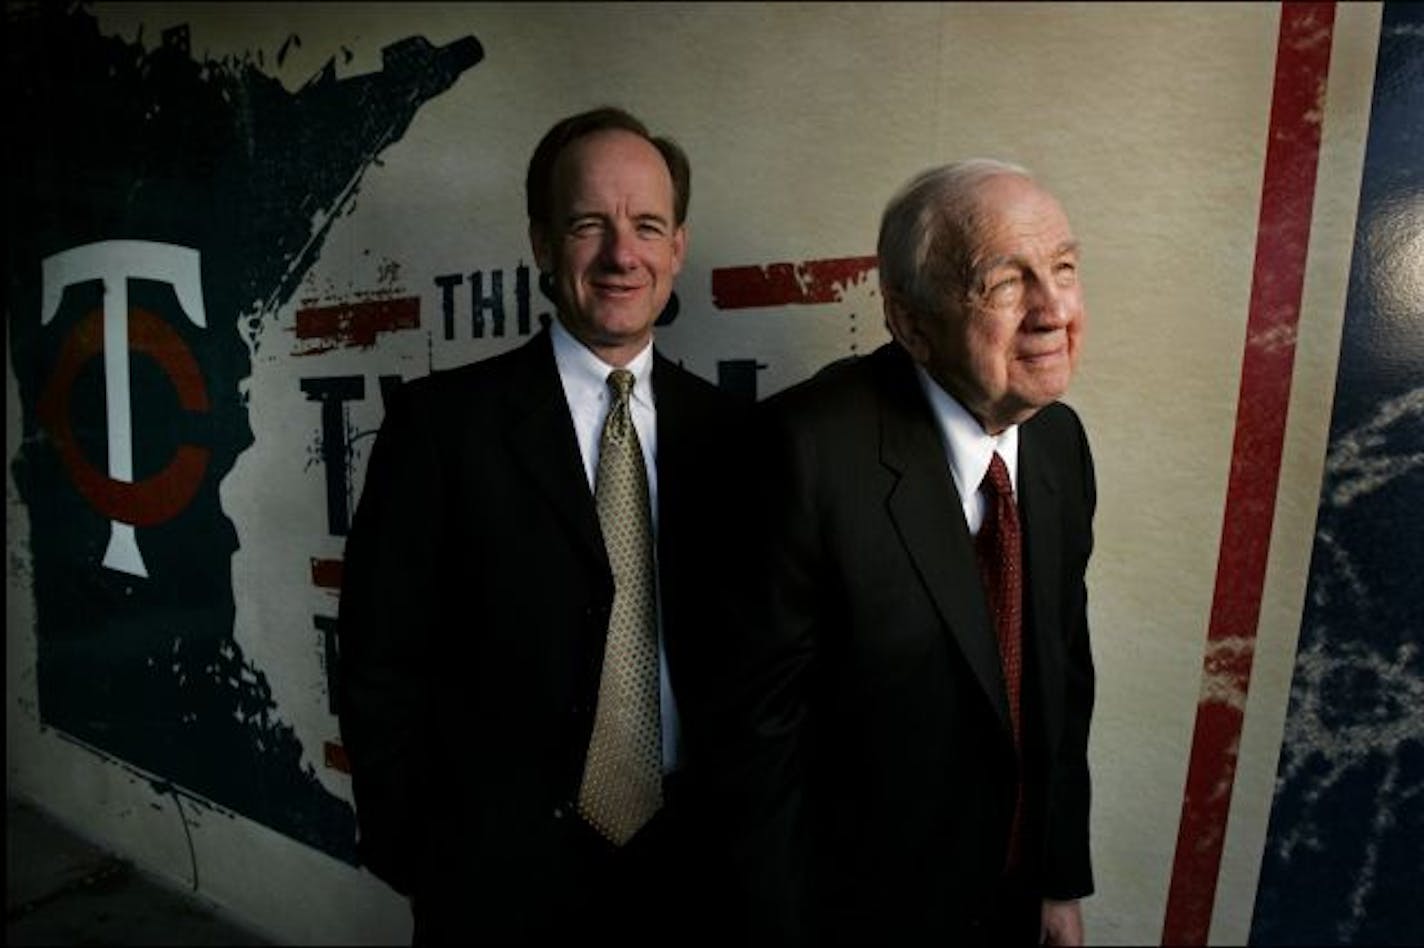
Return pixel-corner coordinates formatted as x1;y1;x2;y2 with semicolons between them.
1162;4;1336;944
293;295;420;354
310;557;343;590
711;254;878;309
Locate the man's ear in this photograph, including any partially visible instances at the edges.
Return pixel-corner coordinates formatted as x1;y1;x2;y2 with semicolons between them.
884;294;929;364
529;222;554;274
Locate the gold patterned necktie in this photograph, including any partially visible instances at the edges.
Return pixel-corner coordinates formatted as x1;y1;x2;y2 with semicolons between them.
577;368;663;846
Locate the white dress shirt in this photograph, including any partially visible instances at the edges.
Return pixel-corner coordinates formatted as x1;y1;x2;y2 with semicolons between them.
914;364;1020;536
549;318;680;773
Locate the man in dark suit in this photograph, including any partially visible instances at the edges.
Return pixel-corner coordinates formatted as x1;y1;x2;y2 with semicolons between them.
734;160;1096;945
336;107;742;944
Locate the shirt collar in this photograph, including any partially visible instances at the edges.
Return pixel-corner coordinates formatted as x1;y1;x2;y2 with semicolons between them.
913;364;1019;500
549;317;655;409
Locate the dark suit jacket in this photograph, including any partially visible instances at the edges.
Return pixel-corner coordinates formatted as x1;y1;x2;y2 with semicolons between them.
729;342;1096;943
336;329;743;940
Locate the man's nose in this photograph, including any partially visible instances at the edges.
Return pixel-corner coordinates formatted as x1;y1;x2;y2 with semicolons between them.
1025;274;1071;327
601;225;638;270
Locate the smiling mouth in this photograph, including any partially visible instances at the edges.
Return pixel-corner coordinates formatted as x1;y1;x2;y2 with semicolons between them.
592;282;646;296
1018;345;1067;363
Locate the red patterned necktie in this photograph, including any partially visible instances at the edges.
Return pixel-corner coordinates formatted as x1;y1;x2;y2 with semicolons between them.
975;451;1024;870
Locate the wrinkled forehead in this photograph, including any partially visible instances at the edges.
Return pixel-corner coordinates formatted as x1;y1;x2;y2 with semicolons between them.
965;174;1074;247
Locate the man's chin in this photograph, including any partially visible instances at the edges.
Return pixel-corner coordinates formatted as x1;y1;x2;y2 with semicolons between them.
1015;365;1073;404
587;304;662;336
579;320;656;356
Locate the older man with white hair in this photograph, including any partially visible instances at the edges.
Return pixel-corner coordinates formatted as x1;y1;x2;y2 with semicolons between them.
737;159;1097;945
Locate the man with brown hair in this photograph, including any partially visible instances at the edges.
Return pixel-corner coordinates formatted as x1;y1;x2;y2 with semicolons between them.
338;106;742;944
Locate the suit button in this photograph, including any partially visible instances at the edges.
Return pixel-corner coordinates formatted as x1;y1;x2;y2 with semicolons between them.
552;805;566;820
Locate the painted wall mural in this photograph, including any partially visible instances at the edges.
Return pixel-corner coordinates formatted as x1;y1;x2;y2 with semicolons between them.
4;2;481;861
6;3;1417;944
1252;3;1424;943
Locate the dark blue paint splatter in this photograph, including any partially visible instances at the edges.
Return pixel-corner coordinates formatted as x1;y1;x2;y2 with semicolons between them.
5;2;481;862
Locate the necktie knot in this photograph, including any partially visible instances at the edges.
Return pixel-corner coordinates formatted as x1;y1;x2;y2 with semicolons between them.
607;368;636;403
604;369;637;444
982;451;1014;501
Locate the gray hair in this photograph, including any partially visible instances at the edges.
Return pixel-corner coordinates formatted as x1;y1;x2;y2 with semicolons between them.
877;158;1033;316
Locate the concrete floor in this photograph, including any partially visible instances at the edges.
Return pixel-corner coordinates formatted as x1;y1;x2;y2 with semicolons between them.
6;797;270;946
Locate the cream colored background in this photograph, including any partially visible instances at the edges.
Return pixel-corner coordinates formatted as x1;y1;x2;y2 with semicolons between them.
5;3;1382;943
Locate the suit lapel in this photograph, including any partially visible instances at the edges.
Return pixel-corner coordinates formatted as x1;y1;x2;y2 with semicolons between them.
650;352;684;532
875;349;1013;736
652;350;700;549
1018;418;1067;755
503;331;610;577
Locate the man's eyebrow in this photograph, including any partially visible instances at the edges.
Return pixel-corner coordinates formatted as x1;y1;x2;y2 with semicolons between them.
564;209;605;221
976;253;1015;274
977;240;1081;273
561;210;672;226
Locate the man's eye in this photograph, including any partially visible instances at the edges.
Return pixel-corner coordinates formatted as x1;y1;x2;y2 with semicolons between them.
570;220;603;236
987;276;1022;302
637;221;667;237
1055;262;1078;285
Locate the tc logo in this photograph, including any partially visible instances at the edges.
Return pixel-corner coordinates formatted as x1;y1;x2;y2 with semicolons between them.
37;241;210;578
